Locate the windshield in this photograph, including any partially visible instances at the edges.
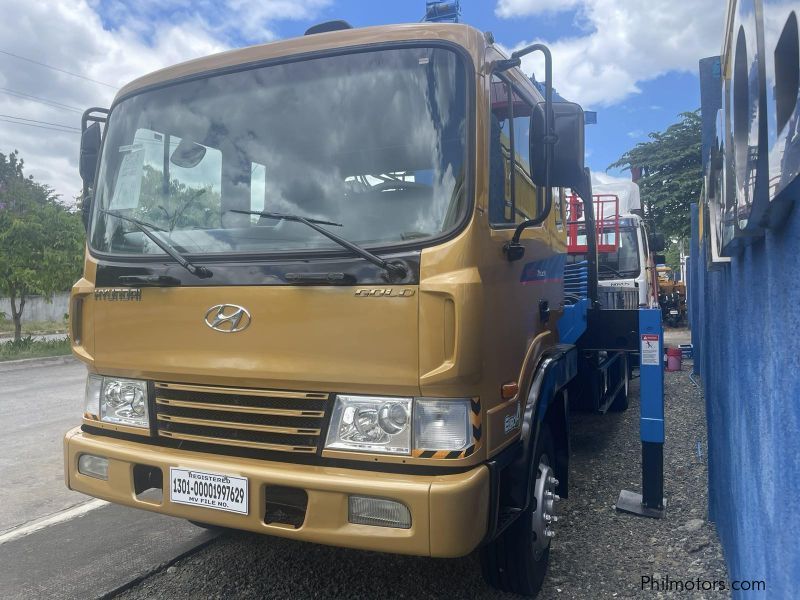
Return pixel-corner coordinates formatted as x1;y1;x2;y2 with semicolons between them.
90;46;469;257
570;226;641;279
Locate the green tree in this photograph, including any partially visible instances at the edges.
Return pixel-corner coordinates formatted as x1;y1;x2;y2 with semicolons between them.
608;111;702;241
137;164;221;230
0;150;84;341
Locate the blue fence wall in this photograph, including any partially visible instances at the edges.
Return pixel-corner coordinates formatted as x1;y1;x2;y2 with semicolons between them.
690;203;800;596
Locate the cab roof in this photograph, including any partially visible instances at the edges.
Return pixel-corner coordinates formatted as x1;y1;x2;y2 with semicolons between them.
115;23;488;103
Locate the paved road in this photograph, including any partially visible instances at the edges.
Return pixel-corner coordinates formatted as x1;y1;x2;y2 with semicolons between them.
0;357;88;531
0;357;216;599
663;327;691;347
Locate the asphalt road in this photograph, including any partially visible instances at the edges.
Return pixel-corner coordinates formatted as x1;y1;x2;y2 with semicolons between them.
0;356;88;531
0;357;215;600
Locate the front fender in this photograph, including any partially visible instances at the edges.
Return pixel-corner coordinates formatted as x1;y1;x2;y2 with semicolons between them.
507;344;576;511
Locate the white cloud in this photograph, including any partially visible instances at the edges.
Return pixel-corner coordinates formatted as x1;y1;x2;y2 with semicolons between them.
496;0;725;107
496;0;581;17
0;0;330;202
227;0;333;41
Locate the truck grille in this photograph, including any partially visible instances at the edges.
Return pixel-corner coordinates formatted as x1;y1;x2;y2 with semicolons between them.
153;383;330;455
598;286;639;310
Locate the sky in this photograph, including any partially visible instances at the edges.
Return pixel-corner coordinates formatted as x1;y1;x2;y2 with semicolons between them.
0;0;726;203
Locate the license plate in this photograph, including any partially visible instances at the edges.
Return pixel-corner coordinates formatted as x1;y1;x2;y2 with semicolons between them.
169;468;248;514
669;310;679;315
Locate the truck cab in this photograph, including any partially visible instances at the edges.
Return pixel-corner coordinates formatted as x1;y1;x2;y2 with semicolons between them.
596;214;656;308
567;182;661;309
66;21;591;597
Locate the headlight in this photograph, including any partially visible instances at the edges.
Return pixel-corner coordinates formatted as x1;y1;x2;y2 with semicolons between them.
325;395;412;455
84;375;150;429
325;395;473;455
414;398;471;451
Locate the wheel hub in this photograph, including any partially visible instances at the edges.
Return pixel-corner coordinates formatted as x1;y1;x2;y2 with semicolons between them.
531;456;560;558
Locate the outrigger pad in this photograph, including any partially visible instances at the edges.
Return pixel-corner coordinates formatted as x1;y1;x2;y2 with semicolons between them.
615;489;667;519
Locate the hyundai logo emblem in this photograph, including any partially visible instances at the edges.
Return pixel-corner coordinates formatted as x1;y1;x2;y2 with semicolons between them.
204;304;251;333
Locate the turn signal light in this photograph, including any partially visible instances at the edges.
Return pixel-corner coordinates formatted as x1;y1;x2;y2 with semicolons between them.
501;382;519;400
348;496;411;529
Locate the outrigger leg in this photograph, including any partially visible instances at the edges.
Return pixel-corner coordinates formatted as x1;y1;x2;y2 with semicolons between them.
616;307;667;518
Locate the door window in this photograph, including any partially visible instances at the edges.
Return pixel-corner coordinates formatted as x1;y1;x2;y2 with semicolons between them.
489;76;539;227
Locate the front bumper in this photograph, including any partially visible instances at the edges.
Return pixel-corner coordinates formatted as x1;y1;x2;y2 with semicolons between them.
64;428;489;557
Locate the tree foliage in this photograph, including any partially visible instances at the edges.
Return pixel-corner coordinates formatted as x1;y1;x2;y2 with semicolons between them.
137;164;221;230
0;150;84;340
608;111;702;241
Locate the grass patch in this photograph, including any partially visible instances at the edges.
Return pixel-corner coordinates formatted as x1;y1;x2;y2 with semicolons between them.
0;319;68;337
0;336;72;361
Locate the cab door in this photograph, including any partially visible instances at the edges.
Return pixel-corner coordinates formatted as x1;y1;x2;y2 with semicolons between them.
477;71;565;403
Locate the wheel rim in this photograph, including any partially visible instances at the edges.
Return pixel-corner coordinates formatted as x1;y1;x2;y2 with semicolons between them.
531;454;559;559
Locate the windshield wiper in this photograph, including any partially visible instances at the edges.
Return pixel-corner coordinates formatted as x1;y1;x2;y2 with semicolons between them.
102;210;213;279
284;272;356;285
118;274;182;287
234;209;343;228
230;209;408;280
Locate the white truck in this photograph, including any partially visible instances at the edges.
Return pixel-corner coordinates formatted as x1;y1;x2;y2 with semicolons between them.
563;180;665;413
568;181;663;309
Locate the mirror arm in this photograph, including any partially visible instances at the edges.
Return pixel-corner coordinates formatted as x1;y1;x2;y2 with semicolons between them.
509;191;553;245
493;57;521;72
503;44;555;261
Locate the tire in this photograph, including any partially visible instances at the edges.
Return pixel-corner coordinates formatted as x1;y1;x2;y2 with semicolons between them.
480;424;557;597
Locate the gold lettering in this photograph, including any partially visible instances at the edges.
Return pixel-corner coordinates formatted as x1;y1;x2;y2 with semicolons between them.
354;288;416;298
94;288;143;301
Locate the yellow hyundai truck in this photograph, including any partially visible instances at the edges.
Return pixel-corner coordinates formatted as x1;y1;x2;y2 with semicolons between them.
66;20;595;597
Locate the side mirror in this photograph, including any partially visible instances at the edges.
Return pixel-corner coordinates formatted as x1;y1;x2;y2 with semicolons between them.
650;233;666;252
79;122;102;231
654;253;666;265
530;101;585;190
79;108;110;230
79;122;102;185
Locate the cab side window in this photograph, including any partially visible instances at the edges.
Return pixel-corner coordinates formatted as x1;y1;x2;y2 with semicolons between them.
489;75;539;227
489;75;513;225
642;225;650;258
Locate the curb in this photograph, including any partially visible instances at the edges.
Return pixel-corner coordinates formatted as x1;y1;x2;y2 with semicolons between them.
0;354;78;370
0;331;67;341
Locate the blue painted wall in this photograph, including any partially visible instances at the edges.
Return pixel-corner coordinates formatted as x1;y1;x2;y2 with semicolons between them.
690;203;800;597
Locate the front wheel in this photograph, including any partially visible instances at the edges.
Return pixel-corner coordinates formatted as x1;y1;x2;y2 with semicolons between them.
480;424;559;597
